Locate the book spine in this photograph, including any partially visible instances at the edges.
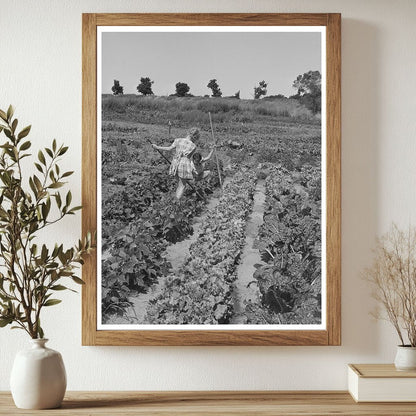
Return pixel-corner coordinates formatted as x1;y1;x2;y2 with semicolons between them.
347;366;359;402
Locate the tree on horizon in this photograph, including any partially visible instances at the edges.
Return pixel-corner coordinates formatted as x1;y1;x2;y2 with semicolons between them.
207;79;222;97
111;80;123;95
254;81;268;99
137;77;154;96
175;82;190;97
292;70;321;113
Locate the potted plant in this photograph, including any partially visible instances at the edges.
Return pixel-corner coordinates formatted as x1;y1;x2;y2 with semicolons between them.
364;223;416;370
0;106;94;409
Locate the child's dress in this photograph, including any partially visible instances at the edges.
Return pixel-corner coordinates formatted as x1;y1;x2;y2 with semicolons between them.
169;138;196;180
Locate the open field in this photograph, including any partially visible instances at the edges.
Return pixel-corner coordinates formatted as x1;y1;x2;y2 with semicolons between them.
101;95;322;325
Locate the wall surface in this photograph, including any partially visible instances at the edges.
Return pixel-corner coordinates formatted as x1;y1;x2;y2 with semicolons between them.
1;0;416;391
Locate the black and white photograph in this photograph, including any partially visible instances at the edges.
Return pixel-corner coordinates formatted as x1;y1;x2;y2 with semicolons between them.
98;27;326;329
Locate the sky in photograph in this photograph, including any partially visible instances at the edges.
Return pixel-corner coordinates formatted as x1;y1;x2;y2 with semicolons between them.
101;31;321;99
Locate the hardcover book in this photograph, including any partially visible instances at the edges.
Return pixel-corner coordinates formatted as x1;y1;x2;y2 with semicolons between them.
348;364;416;402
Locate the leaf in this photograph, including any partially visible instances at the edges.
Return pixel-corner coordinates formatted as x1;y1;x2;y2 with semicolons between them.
68;206;82;214
0;317;13;327
61;171;74;178
34;163;43;173
45;148;53;158
48;182;64;189
20;140;31;151
18;125;31;140
41;244;48;262
38;324;44;339
52;139;57;152
72;276;85;285
4;129;12;140
0;109;7;121
58;146;68;156
11;118;18;133
43;299;62;307
41;201;50;220
55;192;62;208
65;191;72;207
59;268;74;276
38;150;46;165
50;284;68;291
6;105;14;121
58;250;67;264
33;175;43;192
29;177;37;197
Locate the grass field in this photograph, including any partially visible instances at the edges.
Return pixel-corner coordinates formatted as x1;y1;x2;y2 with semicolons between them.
102;95;321;171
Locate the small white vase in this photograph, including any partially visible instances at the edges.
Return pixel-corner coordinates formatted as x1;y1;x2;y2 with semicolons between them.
394;345;416;371
10;339;67;409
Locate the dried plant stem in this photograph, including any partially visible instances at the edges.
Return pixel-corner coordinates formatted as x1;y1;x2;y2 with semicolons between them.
364;224;416;346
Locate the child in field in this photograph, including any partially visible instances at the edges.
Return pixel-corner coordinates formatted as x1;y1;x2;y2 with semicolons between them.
191;148;215;182
152;127;199;199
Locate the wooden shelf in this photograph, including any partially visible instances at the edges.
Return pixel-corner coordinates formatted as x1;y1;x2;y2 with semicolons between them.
2;391;416;415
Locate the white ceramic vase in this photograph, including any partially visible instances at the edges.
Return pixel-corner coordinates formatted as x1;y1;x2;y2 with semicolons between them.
394;345;416;371
10;339;67;409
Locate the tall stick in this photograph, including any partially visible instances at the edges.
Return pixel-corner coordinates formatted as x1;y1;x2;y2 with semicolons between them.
208;112;223;188
146;138;171;164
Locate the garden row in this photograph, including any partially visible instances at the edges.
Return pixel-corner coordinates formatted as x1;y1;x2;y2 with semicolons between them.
246;165;322;324
146;169;257;324
101;159;222;323
102;163;175;241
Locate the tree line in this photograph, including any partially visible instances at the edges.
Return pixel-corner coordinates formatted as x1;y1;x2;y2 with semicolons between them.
111;71;321;113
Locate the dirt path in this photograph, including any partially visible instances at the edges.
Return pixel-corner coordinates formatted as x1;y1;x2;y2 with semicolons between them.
230;180;266;324
120;177;232;324
164;181;229;271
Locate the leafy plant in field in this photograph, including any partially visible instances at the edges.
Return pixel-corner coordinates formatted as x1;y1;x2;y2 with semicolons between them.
0;106;94;338
246;165;321;324
101;157;222;323
146;170;256;324
102;165;176;230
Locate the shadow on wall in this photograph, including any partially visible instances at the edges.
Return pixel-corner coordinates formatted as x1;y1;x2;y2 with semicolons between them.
341;18;381;355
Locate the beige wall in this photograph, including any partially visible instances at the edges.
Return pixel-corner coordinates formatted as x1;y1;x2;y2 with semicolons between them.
1;0;415;390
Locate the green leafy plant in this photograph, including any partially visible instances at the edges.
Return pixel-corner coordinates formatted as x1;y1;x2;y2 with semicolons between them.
0;105;94;338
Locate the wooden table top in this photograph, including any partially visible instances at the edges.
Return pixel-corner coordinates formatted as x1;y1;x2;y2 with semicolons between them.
1;391;416;415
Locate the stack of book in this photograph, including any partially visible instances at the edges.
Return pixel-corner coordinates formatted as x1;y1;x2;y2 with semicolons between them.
348;364;416;402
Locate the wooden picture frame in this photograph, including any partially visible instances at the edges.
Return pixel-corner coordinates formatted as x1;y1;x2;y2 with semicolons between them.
82;13;341;346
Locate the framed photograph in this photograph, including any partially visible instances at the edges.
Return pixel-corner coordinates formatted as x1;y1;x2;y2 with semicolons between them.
82;13;341;346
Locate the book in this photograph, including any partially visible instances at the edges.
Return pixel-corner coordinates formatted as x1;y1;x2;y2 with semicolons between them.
348;364;416;402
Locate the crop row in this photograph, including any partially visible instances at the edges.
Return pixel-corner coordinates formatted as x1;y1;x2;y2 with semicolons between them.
102;163;175;240
101;161;222;323
146;169;257;324
246;165;322;324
